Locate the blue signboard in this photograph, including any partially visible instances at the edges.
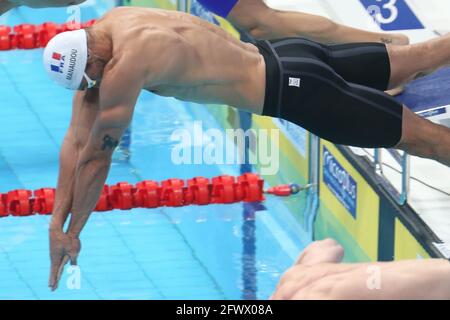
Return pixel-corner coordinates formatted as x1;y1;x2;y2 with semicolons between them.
323;147;358;218
360;0;424;31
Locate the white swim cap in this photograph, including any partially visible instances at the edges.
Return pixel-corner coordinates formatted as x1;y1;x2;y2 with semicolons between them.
43;29;88;90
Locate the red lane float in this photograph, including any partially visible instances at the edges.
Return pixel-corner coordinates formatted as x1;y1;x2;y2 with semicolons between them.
7;189;33;216
33;188;56;215
0;174;304;218
0;20;96;51
0;193;6;217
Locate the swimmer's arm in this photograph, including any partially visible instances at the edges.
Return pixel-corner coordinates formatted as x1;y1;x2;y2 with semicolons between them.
50;89;100;231
66;60;143;237
66;108;131;236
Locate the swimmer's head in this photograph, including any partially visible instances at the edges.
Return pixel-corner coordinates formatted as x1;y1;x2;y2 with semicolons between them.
43;29;92;90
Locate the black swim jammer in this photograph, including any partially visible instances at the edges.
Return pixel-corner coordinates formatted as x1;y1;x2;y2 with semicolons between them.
256;38;403;148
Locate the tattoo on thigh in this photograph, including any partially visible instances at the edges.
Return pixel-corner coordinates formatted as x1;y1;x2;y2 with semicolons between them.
101;134;119;151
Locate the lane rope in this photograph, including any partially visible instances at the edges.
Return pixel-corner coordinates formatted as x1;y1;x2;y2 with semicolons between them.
0;173;311;217
0;20;96;51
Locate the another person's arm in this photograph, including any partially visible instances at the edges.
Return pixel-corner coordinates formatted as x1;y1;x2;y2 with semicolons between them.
272;240;450;300
226;0;409;45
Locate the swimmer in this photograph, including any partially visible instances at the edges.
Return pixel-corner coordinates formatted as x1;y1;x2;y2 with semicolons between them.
271;239;450;300
45;7;450;290
0;0;85;15
197;0;409;45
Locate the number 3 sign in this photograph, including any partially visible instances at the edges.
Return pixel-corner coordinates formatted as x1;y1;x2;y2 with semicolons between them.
360;0;424;30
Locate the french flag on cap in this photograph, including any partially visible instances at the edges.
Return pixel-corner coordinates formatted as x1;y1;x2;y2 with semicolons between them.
50;52;63;73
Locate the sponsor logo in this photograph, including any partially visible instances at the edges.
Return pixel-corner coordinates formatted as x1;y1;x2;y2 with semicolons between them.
323;147;358;218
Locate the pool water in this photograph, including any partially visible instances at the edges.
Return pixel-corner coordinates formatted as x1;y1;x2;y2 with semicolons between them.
0;5;309;300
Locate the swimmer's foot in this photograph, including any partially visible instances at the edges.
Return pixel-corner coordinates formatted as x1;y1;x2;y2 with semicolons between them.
380;33;410;46
386;85;405;96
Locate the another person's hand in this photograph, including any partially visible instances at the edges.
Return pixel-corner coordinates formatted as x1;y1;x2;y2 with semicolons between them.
296;238;344;266
271;239;344;300
49;228;81;291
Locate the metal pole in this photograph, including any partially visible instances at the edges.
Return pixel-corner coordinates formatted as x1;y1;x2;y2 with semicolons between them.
309;135;320;188
399;152;411;205
305;134;320;235
374;148;383;175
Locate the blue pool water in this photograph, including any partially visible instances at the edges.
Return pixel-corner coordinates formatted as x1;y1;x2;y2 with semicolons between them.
0;5;309;300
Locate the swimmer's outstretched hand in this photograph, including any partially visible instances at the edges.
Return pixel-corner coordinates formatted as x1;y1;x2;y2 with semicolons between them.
49;229;81;291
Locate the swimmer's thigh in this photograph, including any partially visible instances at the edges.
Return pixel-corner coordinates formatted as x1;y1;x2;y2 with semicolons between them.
279;58;403;148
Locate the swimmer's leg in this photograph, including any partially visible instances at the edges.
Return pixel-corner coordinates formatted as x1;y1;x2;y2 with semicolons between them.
388;33;450;89
270;55;450;166
396;106;450;166
271;55;404;148
260;39;450;165
322;41;394;91
315;40;450;164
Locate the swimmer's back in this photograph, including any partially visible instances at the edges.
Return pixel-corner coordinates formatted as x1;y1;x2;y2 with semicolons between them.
93;7;266;110
96;7;253;53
